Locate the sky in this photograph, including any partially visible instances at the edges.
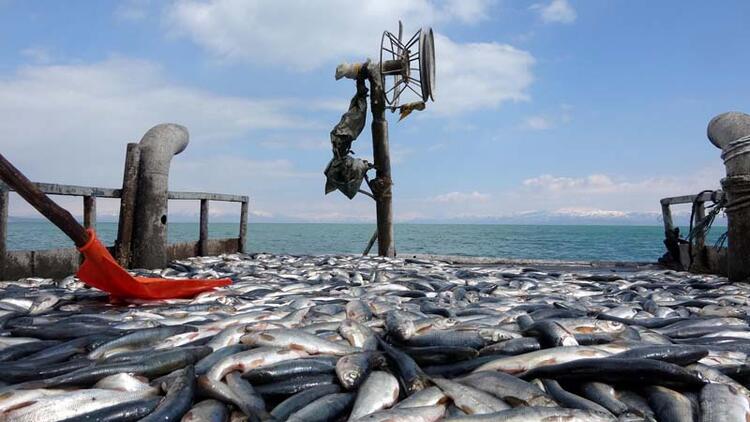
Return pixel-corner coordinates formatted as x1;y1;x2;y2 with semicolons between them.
1;0;748;224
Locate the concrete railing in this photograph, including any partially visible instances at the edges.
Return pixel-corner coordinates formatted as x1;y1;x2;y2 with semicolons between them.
0;181;248;279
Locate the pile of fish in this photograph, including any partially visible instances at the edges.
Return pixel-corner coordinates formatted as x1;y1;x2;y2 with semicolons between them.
1;253;750;421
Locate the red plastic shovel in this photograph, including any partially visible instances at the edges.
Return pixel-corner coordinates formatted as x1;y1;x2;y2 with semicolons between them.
0;152;231;300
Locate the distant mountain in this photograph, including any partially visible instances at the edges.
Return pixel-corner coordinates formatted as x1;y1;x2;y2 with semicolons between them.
7;216;45;223
7;208;725;226
399;209;725;226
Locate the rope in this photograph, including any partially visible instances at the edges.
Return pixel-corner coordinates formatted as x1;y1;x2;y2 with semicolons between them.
721;134;750;165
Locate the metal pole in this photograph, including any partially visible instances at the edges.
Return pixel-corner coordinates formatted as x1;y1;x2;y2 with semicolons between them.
366;63;395;257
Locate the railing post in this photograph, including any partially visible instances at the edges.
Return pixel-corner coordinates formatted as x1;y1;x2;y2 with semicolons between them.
83;195;96;229
199;199;209;256
0;186;7;280
239;199;248;254
660;201;674;238
115;143;140;267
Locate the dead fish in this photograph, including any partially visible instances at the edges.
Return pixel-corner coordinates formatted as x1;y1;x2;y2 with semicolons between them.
442;406;616;421
241;329;357;355
348;371;400;420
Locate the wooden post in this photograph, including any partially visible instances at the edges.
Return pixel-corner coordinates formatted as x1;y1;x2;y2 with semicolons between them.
0;187;7;280
199;199;209;256
115;143;140;267
83;196;96;229
367;64;395;257
239;199;248;253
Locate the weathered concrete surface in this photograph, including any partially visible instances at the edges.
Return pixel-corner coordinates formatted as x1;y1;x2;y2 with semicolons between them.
3;248;78;280
131;124;189;269
2;238;242;280
709;112;750;282
708;111;750;150
168;238;240;261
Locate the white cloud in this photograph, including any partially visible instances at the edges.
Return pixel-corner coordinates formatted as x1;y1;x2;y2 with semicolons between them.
259;138;329;151
0;58;323;218
521;104;572;130
166;0;492;69
432;34;534;114
514;166;725;213
522;174;617;193
532;0;577;24
440;0;494;24
166;1;533;114
403;166;725;222
523;115;553;130
431;191;491;203
170;156;317;192
20;47;53;64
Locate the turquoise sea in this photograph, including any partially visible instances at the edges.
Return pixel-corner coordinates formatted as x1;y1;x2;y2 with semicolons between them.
4;222;727;262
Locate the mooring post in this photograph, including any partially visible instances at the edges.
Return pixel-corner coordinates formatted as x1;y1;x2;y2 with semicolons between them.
708;112;750;282
115;143;141;267
239;199;248;254
131;124;189;269
199;199;209;256
367;63;395;257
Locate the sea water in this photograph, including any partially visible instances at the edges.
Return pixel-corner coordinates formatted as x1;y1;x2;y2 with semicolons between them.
4;222;727;262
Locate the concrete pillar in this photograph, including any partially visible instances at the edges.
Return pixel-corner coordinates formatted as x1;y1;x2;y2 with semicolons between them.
707;112;750;282
131;124;189;269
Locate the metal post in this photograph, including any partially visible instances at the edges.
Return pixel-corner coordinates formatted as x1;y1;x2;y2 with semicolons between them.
199;199;209;256
115;143;141;267
83;196;96;229
367;63;395;257
0;186;7;280
239;199;248;254
708;111;750;282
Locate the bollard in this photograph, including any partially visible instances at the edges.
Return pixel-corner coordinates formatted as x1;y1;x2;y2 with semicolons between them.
131;124;189;269
707;112;750;282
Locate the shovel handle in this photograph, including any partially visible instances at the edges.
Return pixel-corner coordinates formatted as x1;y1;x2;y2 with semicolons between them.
0;153;89;247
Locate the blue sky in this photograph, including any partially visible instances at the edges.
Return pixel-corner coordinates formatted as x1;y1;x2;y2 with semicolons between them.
1;0;747;223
